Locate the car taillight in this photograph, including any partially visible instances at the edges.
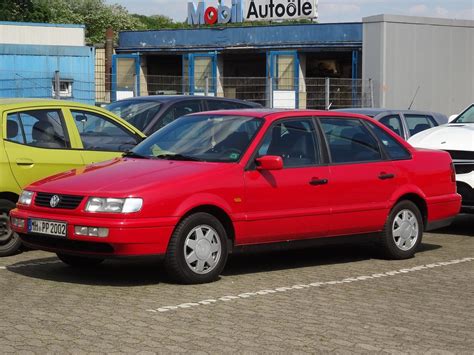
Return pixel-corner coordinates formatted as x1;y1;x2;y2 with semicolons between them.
450;162;456;183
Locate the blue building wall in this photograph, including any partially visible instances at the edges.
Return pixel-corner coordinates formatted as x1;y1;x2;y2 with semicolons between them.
0;44;95;104
118;22;363;52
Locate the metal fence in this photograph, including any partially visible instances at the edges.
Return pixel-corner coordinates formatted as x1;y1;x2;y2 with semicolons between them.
0;70;374;109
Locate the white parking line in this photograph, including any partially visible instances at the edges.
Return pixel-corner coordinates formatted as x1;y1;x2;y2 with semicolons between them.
0;260;61;270
146;257;474;314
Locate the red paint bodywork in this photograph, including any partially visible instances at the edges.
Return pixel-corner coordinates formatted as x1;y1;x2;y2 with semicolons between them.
11;110;461;257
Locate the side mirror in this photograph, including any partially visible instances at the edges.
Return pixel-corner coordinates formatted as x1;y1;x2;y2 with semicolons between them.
255;155;283;170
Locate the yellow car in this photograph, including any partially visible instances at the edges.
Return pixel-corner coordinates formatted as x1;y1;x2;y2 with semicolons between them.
0;99;145;256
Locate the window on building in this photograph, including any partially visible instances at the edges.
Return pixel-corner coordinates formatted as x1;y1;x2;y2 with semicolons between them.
52;79;73;98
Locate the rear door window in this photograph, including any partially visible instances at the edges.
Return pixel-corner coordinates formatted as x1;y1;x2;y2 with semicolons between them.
5;109;69;149
320;118;382;164
367;122;411;160
379;114;404;137
404;114;436;136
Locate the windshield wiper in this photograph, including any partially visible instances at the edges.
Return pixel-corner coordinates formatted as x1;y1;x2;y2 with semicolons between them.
154;154;202;161
122;151;149;159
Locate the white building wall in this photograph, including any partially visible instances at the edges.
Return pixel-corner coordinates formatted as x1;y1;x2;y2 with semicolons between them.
363;15;474;115
0;22;85;46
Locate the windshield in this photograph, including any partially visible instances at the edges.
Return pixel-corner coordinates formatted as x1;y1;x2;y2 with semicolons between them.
131;114;263;162
106;100;163;131
453;104;474;124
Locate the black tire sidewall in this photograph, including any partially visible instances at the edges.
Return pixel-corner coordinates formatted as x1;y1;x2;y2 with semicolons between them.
165;212;228;284
0;199;22;257
382;201;423;259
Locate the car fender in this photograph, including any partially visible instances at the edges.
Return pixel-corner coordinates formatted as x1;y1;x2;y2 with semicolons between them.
173;192;234;220
389;184;427;209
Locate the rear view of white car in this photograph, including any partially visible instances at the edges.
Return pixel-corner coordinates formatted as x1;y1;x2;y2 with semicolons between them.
409;104;474;213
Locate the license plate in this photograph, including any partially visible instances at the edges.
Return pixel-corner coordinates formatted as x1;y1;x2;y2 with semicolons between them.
28;219;67;237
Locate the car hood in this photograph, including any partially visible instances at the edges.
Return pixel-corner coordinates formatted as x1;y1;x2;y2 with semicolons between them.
29;158;235;196
408;124;474;151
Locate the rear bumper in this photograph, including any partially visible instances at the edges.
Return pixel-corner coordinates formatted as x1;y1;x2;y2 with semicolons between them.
10;208;177;257
426;193;462;226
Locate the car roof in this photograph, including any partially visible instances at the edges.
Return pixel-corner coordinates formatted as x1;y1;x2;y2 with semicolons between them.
333;107;441;116
189;109;372;121
110;95;260;105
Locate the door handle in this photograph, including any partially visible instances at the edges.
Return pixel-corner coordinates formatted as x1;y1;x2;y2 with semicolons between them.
309;178;329;186
16;159;34;166
379;173;395;180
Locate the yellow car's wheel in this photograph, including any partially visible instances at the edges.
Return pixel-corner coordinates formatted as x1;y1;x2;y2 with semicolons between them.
0;200;22;257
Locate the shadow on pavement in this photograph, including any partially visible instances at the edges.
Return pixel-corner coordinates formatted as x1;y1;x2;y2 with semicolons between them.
432;214;474;237
7;241;441;285
7;256;167;286
223;241;441;277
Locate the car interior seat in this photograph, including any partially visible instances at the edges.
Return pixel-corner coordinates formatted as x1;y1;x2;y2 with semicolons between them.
7;120;19;140
32;121;65;148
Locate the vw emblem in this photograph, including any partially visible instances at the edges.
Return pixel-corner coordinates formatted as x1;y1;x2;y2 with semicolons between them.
50;195;60;208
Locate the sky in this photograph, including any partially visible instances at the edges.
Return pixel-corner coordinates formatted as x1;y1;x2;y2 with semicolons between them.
107;0;474;23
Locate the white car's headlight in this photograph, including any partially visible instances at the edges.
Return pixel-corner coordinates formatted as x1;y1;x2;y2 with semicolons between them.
18;190;34;206
85;197;143;213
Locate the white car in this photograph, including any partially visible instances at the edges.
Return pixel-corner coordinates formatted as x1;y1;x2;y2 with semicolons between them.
408;104;474;213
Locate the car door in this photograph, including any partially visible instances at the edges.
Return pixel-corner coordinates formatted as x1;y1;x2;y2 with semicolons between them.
67;109;142;165
319;117;400;235
151;100;203;132
242;117;330;244
3;108;84;189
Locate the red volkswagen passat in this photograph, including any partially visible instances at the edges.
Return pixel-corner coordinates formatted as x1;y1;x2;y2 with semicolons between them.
11;110;461;284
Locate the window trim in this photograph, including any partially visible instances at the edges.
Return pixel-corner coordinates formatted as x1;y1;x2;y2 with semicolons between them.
4;108;72;149
246;116;323;171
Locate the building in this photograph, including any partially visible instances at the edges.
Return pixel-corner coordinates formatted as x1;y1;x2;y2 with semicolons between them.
114;14;474;115
0;22;95;104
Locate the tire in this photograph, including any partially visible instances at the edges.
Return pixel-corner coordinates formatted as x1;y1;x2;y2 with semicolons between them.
56;253;104;267
0;199;22;257
164;212;228;284
380;201;423;259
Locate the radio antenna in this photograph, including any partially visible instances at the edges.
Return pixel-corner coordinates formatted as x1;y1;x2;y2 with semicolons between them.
408;86;420;110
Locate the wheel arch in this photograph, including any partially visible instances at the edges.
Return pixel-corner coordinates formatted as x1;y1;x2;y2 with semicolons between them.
179;205;235;251
393;193;428;228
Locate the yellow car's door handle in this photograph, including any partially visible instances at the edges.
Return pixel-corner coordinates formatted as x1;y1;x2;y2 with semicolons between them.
16;159;34;166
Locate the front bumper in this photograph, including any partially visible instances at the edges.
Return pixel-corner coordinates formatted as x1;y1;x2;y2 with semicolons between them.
10;208;177;257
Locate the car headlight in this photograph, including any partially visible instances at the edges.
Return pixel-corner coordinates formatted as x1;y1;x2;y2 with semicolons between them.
85;197;143;213
18;190;34;206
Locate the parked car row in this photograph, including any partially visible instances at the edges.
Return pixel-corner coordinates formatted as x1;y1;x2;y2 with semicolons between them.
0;96;259;256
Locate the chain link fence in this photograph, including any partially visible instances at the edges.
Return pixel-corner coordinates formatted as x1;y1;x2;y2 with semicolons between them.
0;70;373;109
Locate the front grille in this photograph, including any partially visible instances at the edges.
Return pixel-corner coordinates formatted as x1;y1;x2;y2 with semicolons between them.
20;234;114;254
35;193;84;210
444;150;474;160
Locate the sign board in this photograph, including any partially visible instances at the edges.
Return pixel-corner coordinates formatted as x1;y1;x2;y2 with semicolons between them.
188;0;318;25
